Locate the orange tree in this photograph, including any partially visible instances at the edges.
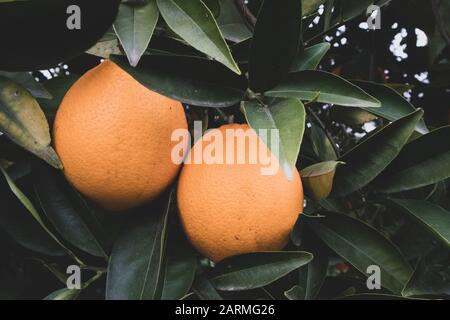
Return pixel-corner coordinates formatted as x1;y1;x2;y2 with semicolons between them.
0;0;449;300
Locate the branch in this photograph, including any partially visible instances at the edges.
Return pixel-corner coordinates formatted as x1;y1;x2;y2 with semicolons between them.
234;0;257;30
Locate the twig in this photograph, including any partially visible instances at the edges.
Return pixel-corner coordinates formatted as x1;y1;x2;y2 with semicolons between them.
234;0;257;29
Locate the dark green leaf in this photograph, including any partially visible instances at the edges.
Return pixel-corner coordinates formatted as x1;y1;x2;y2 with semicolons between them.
249;0;302;92
114;1;159;67
111;55;247;107
266;71;381;108
374;126;450;193
0;76;62;169
402;247;450;297
211;251;313;291
290;43;330;72
33;161;111;259
332;109;423;197
156;0;240;74
0;167;65;256
193;274;223;300
0;0;120;71
308;212;413;294
389;199;450;247
106;192;172;300
217;0;252;42
242;98;306;180
161;233;197;300
354;80;428;134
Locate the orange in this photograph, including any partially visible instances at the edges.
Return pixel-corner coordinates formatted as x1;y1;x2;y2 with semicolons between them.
177;124;304;262
53;59;187;211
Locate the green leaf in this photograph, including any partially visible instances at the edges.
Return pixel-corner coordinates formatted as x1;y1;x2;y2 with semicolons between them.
291;217;329;300
0;167;66;256
113;1;159;67
374;126;450;193
0;76;62;169
284;285;304;300
0;164;80;262
37;75;80;123
156;0;241;74
290;43;330;72
106;191;172;300
402;247;450;297
193;274;223;300
217;0;252;43
0;71;52;99
307;212;413;294
332;109;424;197
111;54;246;107
354;80;428;134
266;71;381;108
301;161;344;201
211;251;313;291
44;288;80;300
331;106;378;125
304;122;338;161
160;233;197;300
249;0;302;92
33;161;111;259
389;199;450;247
242;98;306;180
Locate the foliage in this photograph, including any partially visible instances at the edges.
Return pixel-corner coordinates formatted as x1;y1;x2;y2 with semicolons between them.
0;0;449;300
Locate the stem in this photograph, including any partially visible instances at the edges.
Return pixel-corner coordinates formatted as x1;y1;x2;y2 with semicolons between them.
234;0;257;29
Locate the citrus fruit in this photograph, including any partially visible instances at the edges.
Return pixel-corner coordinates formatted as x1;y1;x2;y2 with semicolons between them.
54;59;187;211
177;124;304;262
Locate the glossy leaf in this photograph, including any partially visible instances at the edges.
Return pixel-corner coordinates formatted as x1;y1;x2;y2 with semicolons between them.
160;233;197;300
106;192;172;300
266;71;381;108
402;247;450;297
242;98;306;180
374;126;450;193
156;0;241;74
332;109;423;197
33;161;111;259
0;166;66;256
0;76;62;169
0;71;51;99
284;285;304;300
217;0;252;43
111;54;247;107
331;106;378;125
354;80;428;134
389;199;450;247
249;0;302;92
290;43;330;72
114;1;159;67
211;251;313;291
193;274;223;300
308;212;413;294
301;161;344;201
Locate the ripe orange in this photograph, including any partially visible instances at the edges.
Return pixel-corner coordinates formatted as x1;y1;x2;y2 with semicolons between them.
177;124;304;262
54;60;187;211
